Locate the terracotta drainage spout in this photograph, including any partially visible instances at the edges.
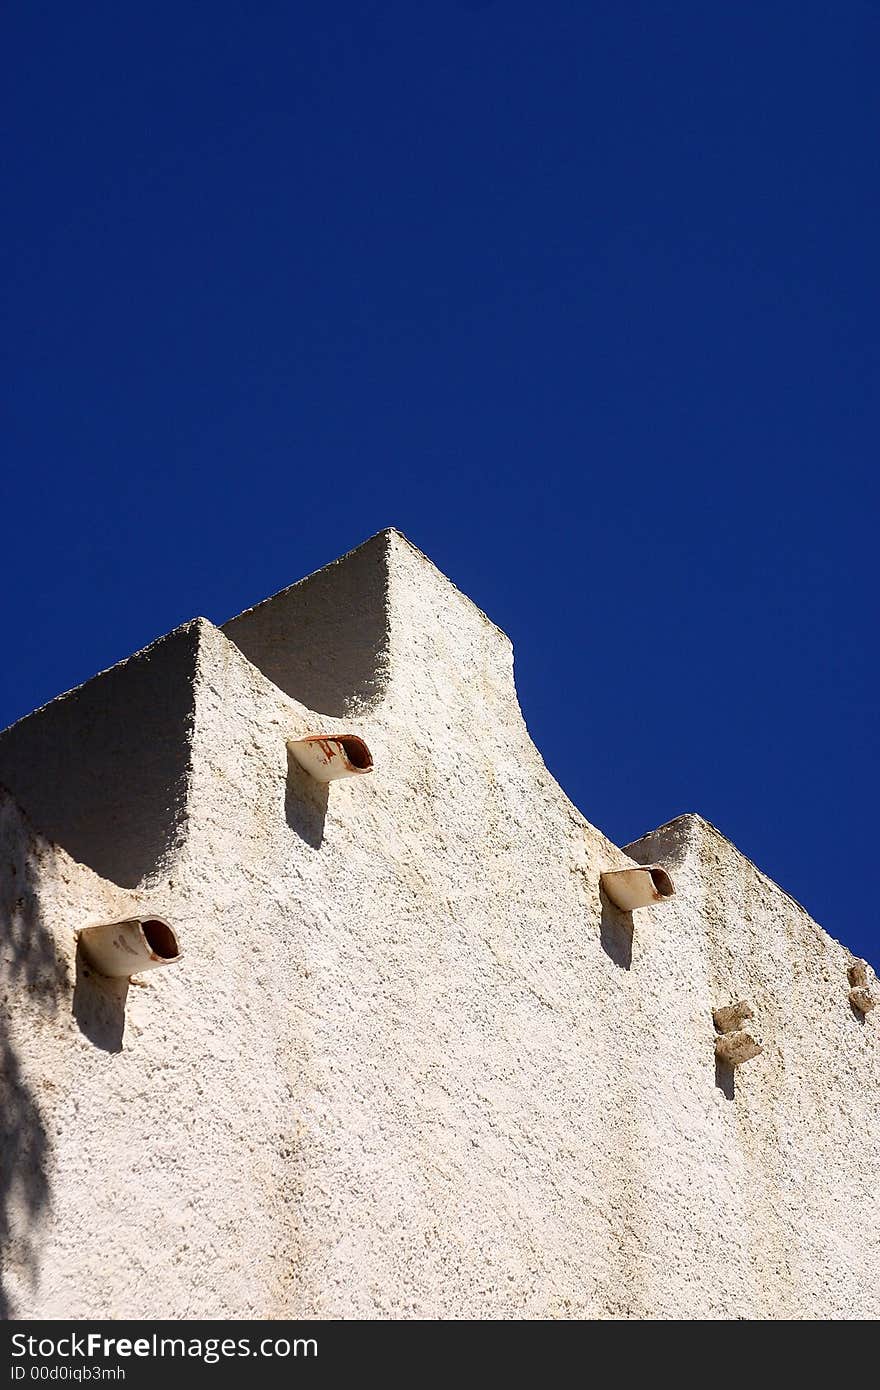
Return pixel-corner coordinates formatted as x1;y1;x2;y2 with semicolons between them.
287;733;374;783
78;917;183;979
600;864;675;912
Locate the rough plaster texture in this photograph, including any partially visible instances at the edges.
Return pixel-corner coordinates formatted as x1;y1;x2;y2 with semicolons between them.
0;530;877;1320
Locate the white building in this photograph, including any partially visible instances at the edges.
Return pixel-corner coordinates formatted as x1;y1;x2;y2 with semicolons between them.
0;530;876;1318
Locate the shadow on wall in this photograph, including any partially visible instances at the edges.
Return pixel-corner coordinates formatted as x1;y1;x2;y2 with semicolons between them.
0;623;199;889
0;816;68;1317
600;896;634;971
715;1057;735;1100
223;532;391;717
72;946;128;1053
285;748;329;850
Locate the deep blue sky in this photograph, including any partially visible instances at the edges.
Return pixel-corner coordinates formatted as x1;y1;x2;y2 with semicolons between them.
3;4;878;965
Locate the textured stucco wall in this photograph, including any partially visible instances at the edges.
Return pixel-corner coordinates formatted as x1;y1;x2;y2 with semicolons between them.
1;530;877;1319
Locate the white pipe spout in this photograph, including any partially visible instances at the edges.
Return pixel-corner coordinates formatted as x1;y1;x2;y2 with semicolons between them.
600;864;675;911
287;733;373;783
78;917;182;979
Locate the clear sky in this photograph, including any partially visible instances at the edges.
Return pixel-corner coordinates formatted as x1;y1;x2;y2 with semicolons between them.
3;4;878;966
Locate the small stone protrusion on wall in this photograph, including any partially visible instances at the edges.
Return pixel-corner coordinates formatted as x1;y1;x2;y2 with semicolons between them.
713;1000;763;1066
847;960;876;1015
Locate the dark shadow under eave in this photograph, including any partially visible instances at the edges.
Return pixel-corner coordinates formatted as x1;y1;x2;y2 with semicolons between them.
0;624;198;888
223;532;391;718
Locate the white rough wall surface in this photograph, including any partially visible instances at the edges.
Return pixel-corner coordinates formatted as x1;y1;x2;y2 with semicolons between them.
0;530;877;1319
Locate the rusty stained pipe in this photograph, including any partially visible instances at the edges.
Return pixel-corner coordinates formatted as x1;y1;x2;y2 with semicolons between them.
599;864;675;912
78;917;182;979
287;733;373;783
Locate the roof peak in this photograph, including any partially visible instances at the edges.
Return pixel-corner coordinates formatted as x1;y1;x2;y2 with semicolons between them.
222;528;511;717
